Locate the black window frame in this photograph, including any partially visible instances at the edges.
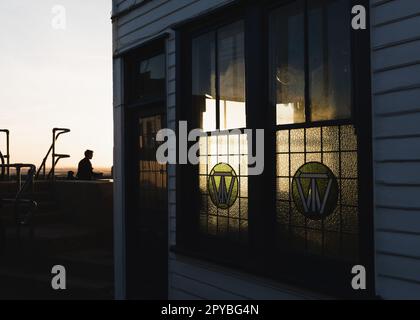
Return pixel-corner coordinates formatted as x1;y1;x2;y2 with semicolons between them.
174;0;374;298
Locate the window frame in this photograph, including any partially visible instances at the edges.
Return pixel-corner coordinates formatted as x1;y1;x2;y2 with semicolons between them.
124;40;167;108
174;0;374;298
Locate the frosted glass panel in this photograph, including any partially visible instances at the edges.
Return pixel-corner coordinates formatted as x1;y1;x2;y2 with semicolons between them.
276;125;358;261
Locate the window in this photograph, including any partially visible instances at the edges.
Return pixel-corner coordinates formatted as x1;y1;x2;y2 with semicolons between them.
192;21;248;242
177;0;372;296
192;21;246;131
270;0;352;124
270;0;358;262
125;51;166;104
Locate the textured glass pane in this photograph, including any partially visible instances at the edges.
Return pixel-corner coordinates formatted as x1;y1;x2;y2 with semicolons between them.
342;206;358;234
276;154;289;177
276;130;289;153
230;201;240;218
323;152;339;177
306;127;321;152
240;155;248;176
218;216;228;234
307;230;323;255
290;129;305;153
270;1;306;125
229;134;240;155
275;125;358;262
291;202;306;227
218;155;228;165
208;136;218;155
341;179;358;206
219;21;246;130
218;135;228;155
306;152;321;163
341;125;357;151
199;175;207;194
240;198;248;220
240;134;248;154
277;178;290;201
229;156;240;175
309;0;351;121
199;156;207;175
341;152;358;178
208;215;217;236
324;207;340;232
208;156;218;170
199;136;208;156
290;153;305;177
240;177;248;197
198;131;248;240
307;217;322;231
192;32;216;131
322;126;339;152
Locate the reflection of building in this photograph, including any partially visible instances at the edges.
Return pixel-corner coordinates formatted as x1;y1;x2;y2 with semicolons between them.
112;0;420;300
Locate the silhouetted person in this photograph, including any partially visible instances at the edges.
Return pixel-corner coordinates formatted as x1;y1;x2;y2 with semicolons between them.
67;171;75;180
77;150;102;180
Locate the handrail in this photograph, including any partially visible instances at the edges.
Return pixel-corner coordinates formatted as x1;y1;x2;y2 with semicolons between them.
35;128;71;180
0;151;4;180
0;130;10;179
0;164;38;236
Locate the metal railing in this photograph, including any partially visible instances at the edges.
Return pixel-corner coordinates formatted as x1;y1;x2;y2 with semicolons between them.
0;130;10;180
36;128;70;180
0;164;38;241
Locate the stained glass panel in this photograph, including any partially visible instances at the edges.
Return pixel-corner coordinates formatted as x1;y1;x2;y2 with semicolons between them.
276;125;358;261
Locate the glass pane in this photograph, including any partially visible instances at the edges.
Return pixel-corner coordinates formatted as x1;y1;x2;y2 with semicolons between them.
192;32;216;132
270;1;305;125
199;133;249;241
138;115;167;211
218;21;246;130
309;0;352;121
276;125;358;261
127;53;165;103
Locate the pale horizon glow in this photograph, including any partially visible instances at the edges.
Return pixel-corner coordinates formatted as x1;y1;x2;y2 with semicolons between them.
0;0;113;169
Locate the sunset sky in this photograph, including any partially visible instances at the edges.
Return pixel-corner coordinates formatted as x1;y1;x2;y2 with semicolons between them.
0;0;113;169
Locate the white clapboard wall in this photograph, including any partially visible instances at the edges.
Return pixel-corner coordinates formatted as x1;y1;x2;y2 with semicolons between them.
371;0;420;300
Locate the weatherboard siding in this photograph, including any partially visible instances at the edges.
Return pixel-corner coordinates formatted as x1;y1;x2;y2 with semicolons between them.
371;0;420;299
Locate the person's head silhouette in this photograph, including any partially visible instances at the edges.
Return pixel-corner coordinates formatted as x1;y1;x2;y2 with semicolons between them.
85;150;94;160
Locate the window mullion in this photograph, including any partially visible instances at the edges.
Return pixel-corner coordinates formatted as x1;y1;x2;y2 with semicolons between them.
304;0;311;124
215;30;221;130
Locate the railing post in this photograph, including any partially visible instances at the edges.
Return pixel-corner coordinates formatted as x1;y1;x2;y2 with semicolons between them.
52;130;56;182
6;130;9;179
16;166;21;193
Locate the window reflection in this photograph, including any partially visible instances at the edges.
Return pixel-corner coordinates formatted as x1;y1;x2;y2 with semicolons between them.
309;0;351;121
192;22;246;132
126;53;165;104
218;21;246;130
270;1;305;125
192;32;216;131
270;0;352;124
